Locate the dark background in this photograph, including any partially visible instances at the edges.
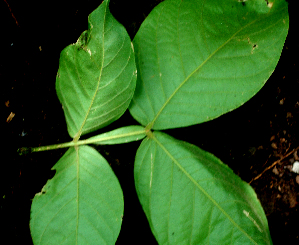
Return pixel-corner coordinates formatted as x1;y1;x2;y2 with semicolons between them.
1;0;298;244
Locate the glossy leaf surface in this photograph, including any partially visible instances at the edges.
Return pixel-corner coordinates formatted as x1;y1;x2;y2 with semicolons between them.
134;132;272;244
30;146;123;245
129;0;289;130
56;0;136;139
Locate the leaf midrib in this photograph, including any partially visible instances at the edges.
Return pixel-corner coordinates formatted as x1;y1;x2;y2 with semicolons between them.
149;10;265;129
74;2;108;141
152;133;259;244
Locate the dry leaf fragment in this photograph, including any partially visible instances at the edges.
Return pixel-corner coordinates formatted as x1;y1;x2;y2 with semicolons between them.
6;112;15;123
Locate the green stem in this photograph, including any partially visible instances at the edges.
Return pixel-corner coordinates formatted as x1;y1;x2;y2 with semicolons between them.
32;141;78;152
29;129;146;153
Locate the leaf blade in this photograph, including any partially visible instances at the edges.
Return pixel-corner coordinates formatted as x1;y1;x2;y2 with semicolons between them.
56;0;137;139
30;146;124;245
129;0;289;130
134;132;272;244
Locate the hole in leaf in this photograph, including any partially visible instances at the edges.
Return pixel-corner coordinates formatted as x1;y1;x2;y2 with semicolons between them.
238;0;247;5
252;44;258;53
265;0;273;8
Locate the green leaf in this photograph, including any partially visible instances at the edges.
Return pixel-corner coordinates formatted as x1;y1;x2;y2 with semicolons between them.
30;146;123;245
129;0;289;130
87;125;146;145
134;131;272;244
56;0;137;140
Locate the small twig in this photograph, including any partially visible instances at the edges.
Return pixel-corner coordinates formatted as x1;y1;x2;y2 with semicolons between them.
249;145;299;184
4;0;20;27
